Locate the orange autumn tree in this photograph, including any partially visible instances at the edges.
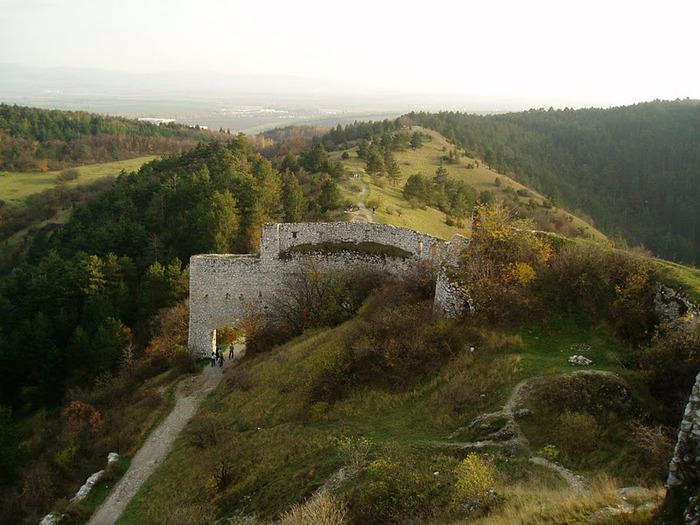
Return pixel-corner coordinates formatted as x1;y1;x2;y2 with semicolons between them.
457;202;553;324
145;299;190;363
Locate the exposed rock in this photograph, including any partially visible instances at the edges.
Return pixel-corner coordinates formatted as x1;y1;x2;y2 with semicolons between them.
72;470;105;503
568;355;592;365
664;371;700;524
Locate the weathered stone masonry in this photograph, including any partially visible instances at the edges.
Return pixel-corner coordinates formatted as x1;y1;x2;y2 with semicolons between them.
188;222;467;356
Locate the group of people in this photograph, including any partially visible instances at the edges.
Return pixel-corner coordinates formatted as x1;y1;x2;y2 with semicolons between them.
211;344;236;367
211;351;223;367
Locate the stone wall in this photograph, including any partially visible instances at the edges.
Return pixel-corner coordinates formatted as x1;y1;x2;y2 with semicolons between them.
665;370;700;524
260;222;444;261
188;222;466;356
667;371;700;489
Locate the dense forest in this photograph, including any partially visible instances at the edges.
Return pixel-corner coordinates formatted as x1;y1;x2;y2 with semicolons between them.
408;100;700;264
0;103;218;171
0;136;345;409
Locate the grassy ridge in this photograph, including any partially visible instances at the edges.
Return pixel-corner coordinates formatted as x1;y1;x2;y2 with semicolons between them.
334;127;608;242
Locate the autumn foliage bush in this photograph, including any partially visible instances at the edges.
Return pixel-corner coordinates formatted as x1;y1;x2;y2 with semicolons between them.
456;202;553;325
539;243;658;344
451;453;498;514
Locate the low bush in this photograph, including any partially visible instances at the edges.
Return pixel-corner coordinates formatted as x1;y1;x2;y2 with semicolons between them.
187;412;224;449
451;453;498;514
280;492;348;525
56;168;80;183
347;452;456;524
628;422;675;483
305;345;354;403
336;436;373;469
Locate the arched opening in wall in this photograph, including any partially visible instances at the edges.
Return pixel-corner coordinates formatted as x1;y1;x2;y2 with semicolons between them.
212;324;247;361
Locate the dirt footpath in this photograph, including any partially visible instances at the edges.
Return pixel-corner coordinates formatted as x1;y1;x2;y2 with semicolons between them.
87;358;228;525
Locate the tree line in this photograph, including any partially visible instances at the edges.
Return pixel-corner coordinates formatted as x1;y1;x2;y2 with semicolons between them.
408;99;700;264
0;103;219;171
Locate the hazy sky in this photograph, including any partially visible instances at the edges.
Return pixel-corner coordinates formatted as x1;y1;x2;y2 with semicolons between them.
1;0;699;108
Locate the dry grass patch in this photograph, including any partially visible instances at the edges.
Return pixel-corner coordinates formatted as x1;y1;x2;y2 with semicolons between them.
463;475;661;525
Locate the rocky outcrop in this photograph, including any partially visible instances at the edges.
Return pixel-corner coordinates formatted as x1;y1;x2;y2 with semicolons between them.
665;371;700;524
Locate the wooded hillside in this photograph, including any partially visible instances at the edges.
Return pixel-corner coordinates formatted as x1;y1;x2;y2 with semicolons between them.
409;100;700;264
0;104;217;171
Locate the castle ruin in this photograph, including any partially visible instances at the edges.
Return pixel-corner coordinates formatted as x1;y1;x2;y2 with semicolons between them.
188;222;468;356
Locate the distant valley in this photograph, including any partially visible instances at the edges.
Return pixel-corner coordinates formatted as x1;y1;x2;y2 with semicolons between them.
0;63;512;133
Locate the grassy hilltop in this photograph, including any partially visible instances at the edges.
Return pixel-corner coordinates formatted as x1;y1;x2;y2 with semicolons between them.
332;126;607;243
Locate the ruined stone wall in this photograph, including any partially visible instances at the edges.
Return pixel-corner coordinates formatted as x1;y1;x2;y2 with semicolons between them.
667;370;700;489
188;222;465;356
261;222;444;261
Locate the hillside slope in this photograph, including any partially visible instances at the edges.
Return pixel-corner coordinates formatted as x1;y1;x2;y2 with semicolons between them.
0;103;219;172
112;205;700;523
116;286;671;524
409;100;700;264
332;126;607;243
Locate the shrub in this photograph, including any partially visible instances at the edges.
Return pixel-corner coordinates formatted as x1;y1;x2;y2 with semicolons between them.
56;168;80;183
628;422;674;483
205;448;238;497
280;492;348;525
349;454;451;525
306;344;353;403
451;453;498;513
54;444;79;473
540;244;658;344
637;322;700;424
226;368;254;391
187;412;223;449
536;444;560;462
533;373;637;417
336;436;373;469
349;300;435;385
61;400;104;449
456;202;553;326
273;265;384;332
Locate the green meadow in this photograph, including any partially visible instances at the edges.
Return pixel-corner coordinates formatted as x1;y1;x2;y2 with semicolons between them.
0;156;157;207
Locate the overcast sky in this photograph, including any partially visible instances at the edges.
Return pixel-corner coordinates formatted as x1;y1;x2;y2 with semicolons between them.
1;0;699;108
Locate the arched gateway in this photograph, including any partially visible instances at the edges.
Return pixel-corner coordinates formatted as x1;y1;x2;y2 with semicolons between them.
188;222;467;356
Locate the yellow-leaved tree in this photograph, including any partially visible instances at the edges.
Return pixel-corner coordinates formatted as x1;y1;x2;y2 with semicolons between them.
457;202;553;324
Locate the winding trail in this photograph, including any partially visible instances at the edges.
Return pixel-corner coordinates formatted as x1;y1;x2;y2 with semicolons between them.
347;177;373;223
431;372;621;492
87;356;232;525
